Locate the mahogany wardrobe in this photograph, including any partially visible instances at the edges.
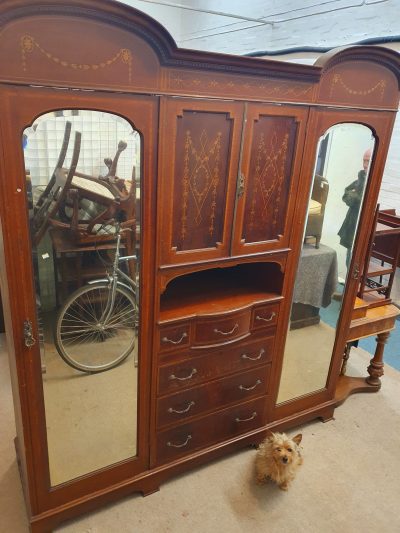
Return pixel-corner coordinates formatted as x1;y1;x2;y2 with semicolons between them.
0;1;399;531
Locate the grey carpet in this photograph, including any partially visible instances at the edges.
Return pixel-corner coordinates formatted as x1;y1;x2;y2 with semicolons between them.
1;334;400;533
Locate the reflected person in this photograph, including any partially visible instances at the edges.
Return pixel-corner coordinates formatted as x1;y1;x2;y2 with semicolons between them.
338;148;372;267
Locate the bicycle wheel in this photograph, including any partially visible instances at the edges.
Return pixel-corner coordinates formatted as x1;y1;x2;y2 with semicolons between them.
55;282;137;373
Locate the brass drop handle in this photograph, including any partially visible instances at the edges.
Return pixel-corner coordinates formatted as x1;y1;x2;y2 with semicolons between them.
169;368;197;381
23;320;36;348
256;312;276;323
235;412;257;423
239;379;261;391
167;434;192;448
241;348;265;361
213;323;239;336
168;401;195;414
162;332;188;345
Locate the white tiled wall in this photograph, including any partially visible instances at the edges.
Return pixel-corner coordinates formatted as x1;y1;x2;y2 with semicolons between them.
24;111;140;189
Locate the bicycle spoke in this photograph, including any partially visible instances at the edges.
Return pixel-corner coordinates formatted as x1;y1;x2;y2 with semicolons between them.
56;283;137;372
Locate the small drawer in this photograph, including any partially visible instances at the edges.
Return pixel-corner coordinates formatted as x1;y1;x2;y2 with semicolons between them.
251;302;280;331
193;309;250;346
155;396;268;465
157;337;274;395
157;365;270;428
158;321;191;353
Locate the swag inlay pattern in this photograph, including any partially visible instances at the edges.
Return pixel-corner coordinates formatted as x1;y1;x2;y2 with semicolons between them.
330;73;386;100
167;71;314;100
20;34;133;81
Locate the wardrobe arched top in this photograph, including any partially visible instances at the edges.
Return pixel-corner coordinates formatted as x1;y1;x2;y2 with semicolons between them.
0;0;399;109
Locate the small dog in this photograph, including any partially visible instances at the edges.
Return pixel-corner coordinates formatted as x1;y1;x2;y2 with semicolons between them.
255;432;303;490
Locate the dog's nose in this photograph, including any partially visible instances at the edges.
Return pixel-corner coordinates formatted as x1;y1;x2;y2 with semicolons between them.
282;457;288;463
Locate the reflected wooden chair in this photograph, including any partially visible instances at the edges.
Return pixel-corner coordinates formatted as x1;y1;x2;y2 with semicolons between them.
304;174;329;248
32;126;81;246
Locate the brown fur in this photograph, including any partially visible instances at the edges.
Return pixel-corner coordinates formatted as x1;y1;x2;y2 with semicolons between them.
255;432;303;490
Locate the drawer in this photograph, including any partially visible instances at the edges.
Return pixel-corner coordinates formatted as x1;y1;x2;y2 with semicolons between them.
158;321;191;353
157;336;274;395
251;302;280;331
157;365;271;429
193;309;250;347
156;396;268;465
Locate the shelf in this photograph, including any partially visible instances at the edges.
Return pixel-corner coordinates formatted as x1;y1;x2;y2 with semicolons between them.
362;284;389;294
367;261;395;277
375;222;400;236
159;263;283;321
361;291;390;309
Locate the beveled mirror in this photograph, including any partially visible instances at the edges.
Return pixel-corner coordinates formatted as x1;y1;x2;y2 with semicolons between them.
278;123;375;404
23;110;141;485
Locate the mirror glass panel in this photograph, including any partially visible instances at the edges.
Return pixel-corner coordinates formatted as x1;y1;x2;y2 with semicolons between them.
23;110;140;485
278;123;375;403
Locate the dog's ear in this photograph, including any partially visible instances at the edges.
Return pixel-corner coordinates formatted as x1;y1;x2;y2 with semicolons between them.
292;434;302;445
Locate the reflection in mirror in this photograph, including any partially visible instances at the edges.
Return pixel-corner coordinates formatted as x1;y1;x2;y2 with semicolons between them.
23;110;141;485
278;123;375;403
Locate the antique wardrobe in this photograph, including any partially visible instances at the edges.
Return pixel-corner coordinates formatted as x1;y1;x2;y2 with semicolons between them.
0;1;399;531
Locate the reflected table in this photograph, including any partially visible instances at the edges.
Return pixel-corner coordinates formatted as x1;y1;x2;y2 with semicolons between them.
290;243;338;329
50;228;126;302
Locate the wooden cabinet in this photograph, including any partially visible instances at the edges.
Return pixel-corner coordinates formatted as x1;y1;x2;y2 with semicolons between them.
0;2;399;532
158;100;309;265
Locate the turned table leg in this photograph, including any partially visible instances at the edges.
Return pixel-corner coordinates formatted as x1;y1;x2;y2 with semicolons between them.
366;331;390;387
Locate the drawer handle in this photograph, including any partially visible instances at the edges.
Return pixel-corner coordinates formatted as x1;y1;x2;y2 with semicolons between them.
168;401;195;414
239;379;262;391
167;434;192;448
235;411;257;423
256;312;276;323
162;332;188;345
169;368;197;381
213;323;239;336
241;348;265;361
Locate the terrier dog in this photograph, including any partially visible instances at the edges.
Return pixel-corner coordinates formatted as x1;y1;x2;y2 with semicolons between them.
255;432;303;490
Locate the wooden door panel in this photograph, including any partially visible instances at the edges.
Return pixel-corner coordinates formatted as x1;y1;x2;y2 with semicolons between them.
0;86;158;511
232;105;309;255
158;98;244;265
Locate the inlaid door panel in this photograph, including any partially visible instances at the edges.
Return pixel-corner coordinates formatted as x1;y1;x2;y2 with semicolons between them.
232;104;309;256
158;97;244;265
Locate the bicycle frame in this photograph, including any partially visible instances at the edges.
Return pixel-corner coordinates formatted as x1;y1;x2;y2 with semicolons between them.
87;230;137;327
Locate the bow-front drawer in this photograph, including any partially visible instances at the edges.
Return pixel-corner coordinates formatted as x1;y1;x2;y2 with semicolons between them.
158;321;191;353
157;365;271;429
157;336;274;395
251;302;280;331
193;309;250;347
155;396;268;465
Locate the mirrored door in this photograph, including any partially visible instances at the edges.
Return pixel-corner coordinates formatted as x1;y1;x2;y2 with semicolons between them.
23;109;141;486
278;123;375;404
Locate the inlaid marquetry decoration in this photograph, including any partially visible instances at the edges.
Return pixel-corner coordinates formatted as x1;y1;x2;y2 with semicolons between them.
168;71;314;100
20;35;133;82
172;110;233;252
242;115;297;244
330;73;386;100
